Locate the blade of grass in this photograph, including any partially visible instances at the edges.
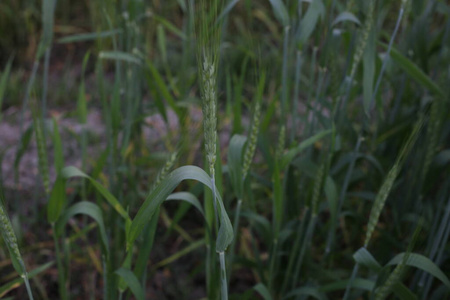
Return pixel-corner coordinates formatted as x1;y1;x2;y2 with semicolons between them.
380;43;444;98
58;29;122;43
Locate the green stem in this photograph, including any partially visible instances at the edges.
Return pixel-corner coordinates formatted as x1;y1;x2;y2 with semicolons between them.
281;26;290;116
227;198;242;285
343;262;360;300
370;7;405;111
291;214;316;290
268;238;279;294
291;50;302;142
219;251;228;300
325;136;362;258
211;177;219;234
23;273;34;300
52;226;68;300
280;207;310;295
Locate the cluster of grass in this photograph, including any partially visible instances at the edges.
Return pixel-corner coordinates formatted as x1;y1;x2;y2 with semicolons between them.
0;0;449;299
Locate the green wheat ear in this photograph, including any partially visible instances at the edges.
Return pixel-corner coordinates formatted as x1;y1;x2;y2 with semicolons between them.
374;220;422;300
32;108;50;195
196;0;221;180
201;56;218;178
423;100;443;179
152;150;178;191
242;98;261;180
0;204;26;276
364;117;423;248
0;202;34;299
349;0;375;80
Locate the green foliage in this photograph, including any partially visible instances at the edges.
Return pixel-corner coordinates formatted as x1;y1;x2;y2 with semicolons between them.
1;0;449;299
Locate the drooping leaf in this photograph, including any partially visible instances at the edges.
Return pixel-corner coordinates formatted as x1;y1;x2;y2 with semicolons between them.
55;201;109;256
387;253;450;289
127;166;233;253
332;12;361;26
61;166;129;220
166;192;205;217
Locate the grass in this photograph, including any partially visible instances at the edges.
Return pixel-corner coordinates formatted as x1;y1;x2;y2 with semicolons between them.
0;0;449;299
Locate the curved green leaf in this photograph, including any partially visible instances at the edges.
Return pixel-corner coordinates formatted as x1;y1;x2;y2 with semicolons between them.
61;166;129;220
387;253;450;289
55;201;109;256
332;12;361;26
127;166;233;253
166;192;205;216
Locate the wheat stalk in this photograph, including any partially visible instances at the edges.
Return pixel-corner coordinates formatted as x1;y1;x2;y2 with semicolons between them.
195;1;230;298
